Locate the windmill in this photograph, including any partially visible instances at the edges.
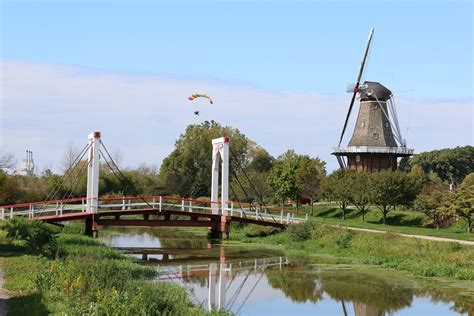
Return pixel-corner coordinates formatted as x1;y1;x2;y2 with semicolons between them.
332;29;414;172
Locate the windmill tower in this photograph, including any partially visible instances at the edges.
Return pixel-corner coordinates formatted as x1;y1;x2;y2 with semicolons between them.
332;29;413;172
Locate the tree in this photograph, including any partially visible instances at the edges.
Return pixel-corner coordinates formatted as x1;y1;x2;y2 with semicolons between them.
400;146;474;183
0;151;16;173
246;142;274;173
159;121;249;197
295;156;326;215
267;152;298;208
323;169;354;220
349;172;371;222
452;175;474;233
62;142;80;173
369;170;421;224
415;185;451;230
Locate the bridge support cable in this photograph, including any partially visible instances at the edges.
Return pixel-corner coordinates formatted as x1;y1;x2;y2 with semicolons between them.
229;184;248;219
226;268;253;310
229;148;278;223
98;143;154;210
59;154;91;202
235;272;265;315
41;143;91;210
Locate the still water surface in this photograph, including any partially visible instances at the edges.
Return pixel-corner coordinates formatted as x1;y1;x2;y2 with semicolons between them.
100;227;473;316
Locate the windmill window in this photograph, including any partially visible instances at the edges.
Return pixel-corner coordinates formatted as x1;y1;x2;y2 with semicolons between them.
373;104;378;110
373;133;379;139
361;121;366;127
385;122;389;127
356;155;361;162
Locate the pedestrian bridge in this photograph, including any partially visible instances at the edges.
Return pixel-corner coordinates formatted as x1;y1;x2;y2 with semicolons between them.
0;131;307;238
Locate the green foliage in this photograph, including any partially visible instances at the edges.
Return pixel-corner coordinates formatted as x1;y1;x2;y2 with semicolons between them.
2;217;58;257
267;151;299;205
452;183;473;233
415;185;451;229
243;224;281;237
231;223;474;280
1;231;227;315
322;169;354;219
159;120;249;197
287;222;313;242
400;146;474;183
348;171;371;221
369;170;422;224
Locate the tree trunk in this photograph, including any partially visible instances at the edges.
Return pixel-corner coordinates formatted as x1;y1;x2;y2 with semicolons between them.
361;210;365;222
382;208;387;225
311;199;314;217
341;201;346;220
468;217;472;234
296;200;299;212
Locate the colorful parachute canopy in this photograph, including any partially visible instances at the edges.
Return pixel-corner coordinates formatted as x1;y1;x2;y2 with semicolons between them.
188;93;213;104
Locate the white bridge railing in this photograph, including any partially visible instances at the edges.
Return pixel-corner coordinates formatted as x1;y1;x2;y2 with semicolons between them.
0;196;307;225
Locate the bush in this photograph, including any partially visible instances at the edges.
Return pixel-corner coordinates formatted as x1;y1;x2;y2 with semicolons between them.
2;217;58;257
287;222;313;242
243;224;281;237
334;230;354;249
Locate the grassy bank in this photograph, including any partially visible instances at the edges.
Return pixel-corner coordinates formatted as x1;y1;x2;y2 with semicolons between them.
290;204;474;241
0;224;227;315
230;222;474;281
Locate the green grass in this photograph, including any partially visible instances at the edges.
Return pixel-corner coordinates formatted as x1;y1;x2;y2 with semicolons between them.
230;222;474;281
290;204;474;241
0;227;230;315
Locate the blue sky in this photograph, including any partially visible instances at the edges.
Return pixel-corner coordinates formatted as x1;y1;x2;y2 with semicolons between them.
0;0;473;172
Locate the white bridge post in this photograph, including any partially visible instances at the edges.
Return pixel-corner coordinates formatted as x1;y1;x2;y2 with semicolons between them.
86;131;101;213
211;137;230;216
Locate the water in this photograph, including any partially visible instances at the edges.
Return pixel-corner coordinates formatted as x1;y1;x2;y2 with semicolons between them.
100;227;473;315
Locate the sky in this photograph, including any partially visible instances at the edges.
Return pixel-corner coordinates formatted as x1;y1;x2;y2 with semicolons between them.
0;0;473;174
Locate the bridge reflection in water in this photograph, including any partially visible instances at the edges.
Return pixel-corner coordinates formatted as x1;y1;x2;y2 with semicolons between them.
118;245;471;316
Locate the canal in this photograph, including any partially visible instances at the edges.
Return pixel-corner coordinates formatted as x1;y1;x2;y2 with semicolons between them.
100;227;473;315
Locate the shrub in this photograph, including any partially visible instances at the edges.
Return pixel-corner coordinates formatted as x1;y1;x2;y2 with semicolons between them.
2;217;58;257
243;224;281;237
334;230;354;249
287;222;312;242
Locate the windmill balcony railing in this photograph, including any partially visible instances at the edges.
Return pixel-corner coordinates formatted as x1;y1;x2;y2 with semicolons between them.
0;196;307;224
332;146;414;155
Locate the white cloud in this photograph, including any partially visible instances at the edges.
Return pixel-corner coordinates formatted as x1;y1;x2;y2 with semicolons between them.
1;60;472;174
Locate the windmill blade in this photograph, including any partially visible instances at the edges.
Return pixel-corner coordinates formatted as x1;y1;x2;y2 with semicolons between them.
338;28;374;147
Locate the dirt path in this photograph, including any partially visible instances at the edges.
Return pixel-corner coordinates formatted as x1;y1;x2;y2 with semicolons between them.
336;225;474;245
0;268;10;316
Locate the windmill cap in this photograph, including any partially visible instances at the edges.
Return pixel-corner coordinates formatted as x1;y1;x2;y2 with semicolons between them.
360;81;392;101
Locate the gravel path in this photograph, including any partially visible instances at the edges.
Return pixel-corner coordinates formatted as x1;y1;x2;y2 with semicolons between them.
337;225;474;246
0;269;10;316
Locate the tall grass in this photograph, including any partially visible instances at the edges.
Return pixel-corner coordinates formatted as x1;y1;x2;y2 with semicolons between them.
0;221;230;315
231;222;474;281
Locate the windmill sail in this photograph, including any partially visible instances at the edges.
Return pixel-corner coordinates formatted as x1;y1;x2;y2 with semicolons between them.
338;28;374;147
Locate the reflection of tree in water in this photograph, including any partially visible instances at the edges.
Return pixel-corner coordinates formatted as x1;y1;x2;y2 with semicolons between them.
319;271;413;315
159;236;208;249
417;287;474;315
266;267;323;303
267;267;413;315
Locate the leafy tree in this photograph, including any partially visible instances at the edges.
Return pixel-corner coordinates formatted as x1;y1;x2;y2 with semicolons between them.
415;185;451;230
295;156;326;215
323;169;354;220
159;121;249;197
452;176;474;233
400;146;474;183
267;151;299;208
245;142;274;173
349;172;371;222
369;170;421;224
